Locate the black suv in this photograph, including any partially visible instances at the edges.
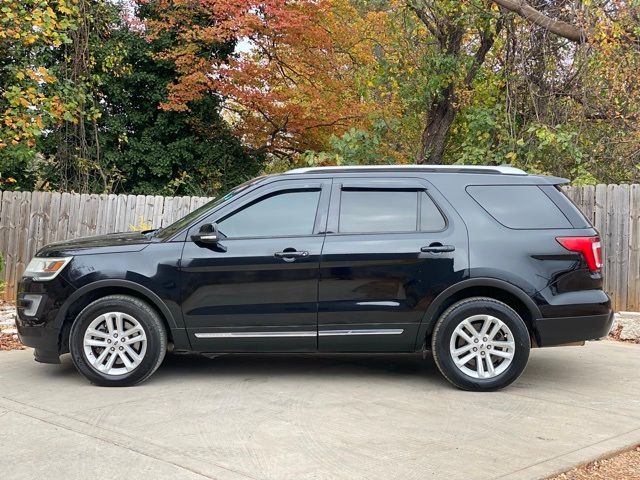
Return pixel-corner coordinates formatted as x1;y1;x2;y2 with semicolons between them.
16;166;613;390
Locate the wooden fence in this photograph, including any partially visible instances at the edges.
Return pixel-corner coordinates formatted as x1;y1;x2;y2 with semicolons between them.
0;192;212;299
0;186;638;310
564;185;640;311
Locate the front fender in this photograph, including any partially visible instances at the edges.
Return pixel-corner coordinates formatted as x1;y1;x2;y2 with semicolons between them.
55;279;181;328
53;279;191;352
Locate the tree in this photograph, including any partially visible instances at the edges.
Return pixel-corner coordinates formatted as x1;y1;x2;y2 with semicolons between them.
97;4;264;195
148;0;375;158
14;0;264;194
405;0;506;163
0;0;79;188
402;0;640;166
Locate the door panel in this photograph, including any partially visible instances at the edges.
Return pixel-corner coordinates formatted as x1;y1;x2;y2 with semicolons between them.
318;178;468;352
181;236;323;352
180;179;330;352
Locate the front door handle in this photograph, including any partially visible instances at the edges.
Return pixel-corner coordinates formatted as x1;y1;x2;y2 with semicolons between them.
421;244;455;253
274;249;310;262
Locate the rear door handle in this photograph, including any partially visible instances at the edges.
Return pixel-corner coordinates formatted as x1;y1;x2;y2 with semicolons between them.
421;244;455;253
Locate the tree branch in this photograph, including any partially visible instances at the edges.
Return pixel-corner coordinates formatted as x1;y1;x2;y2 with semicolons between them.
492;0;587;43
465;17;504;86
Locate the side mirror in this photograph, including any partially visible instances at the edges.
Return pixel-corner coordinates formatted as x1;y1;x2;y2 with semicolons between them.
191;223;227;251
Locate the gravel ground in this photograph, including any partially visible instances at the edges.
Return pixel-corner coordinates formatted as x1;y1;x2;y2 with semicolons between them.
0;301;23;351
548;446;640;479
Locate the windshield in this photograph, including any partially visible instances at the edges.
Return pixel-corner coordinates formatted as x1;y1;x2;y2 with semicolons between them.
155;176;267;240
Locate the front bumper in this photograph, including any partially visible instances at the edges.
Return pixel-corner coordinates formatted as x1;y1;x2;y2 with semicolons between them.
16;275;74;364
16;325;62;363
534;311;614;347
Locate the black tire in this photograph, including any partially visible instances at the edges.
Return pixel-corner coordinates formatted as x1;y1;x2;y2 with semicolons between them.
431;297;530;391
69;294;167;387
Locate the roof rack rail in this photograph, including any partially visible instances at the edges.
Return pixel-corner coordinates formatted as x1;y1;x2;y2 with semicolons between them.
285;165;527;175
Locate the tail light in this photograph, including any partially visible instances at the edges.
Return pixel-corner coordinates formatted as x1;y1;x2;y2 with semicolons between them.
556;236;602;272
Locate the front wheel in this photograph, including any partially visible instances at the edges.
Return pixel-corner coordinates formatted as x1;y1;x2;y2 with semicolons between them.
69;294;167;387
431;297;530;391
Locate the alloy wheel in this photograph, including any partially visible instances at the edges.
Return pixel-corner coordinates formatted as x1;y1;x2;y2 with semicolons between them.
449;314;515;379
83;312;147;376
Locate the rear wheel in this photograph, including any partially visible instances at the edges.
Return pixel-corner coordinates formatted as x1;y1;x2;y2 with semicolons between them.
69;294;167;387
431;297;530;391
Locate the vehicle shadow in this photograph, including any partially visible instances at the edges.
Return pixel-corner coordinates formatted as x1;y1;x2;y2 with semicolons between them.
154;348;590;387
155;351;445;383
52;347;590;388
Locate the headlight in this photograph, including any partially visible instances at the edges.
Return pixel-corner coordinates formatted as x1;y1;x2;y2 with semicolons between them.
24;257;73;281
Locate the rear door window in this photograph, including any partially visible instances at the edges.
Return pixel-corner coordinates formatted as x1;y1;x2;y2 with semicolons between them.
339;190;417;233
338;189;446;233
467;185;572;229
420;192;446;231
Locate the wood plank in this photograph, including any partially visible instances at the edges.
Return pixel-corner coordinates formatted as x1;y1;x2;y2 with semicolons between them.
76;193;89;237
180;196;191;219
0;191;8;299
104;194;118;233
162;197;174;226
1;192;18;299
0;191;9;281
152;196;164;229
25;191;45;263
594;184;607;234
133;195;146;230
114;194;128;233
34;192;47;252
87;194;100;236
68;193;83;239
189;196;200;212
10;192;32;299
125;195;138;231
582;185;595;224
628;185;640;310
605;185;618;308
95;194;109;235
57;193;72;242
564;186;581;206
45;192;61;245
616;185;630;310
143;195;155;227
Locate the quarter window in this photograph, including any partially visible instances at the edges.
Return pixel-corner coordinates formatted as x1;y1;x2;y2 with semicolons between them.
218;189;321;238
467;185;572;229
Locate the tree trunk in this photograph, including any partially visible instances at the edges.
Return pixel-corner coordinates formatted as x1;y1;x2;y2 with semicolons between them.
418;85;456;164
416;18;502;165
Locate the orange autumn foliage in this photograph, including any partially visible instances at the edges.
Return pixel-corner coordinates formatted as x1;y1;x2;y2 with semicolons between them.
146;0;380;156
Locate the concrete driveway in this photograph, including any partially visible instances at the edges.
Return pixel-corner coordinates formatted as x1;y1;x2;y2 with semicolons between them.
1;341;639;480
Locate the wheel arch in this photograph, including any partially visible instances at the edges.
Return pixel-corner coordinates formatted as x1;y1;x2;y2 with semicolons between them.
414;278;542;350
55;280;182;354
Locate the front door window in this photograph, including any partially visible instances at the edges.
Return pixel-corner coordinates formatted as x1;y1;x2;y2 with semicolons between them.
218;190;321;238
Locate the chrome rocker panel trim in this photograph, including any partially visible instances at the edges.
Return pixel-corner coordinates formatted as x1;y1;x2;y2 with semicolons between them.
194;329;405;338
